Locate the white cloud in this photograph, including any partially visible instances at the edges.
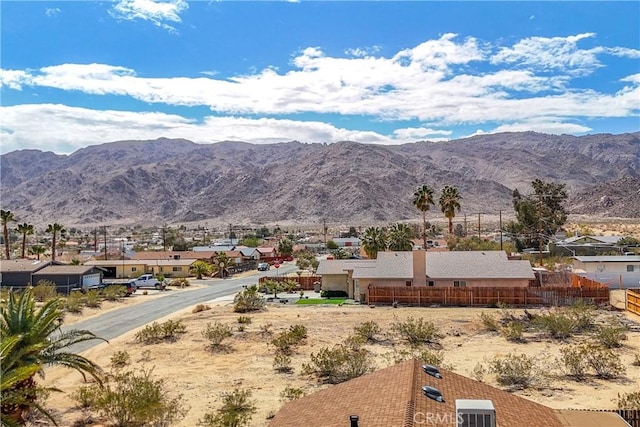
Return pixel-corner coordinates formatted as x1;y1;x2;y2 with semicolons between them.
0;69;32;90
110;0;188;32
491;120;592;135
45;8;61;17
345;45;382;58
392;127;452;139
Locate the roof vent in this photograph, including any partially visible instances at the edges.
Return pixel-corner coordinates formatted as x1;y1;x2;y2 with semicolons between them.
423;364;442;378
349;415;359;427
422;385;444;402
456;399;495;427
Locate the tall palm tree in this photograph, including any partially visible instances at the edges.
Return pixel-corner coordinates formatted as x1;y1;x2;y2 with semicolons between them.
0;289;104;425
45;223;66;262
28;245;46;261
412;185;435;249
439;185;462;235
213;252;234;278
1;210;16;260
387;223;414;251
16;223;34;259
361;227;387;259
191;260;212;279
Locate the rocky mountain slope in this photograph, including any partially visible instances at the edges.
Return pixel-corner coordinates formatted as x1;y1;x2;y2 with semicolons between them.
1;132;639;227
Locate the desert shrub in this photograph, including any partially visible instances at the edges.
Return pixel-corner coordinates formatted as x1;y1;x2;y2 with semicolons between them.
583;343;626;379
496;302;516;323
259;323;273;337
72;385;99;409
202;321;233;351
594;320;627;348
384;347;448;368
282;280;298;293
102;285;127;301
273;351;292;373
501;322;525;342
353;321;381;342
617;390;640;410
64;291;85;313
288;324;307;340
233;285;266;313
279;386;305;402
533;311;576;339
84;290;101;308
302;344;374;384
198;388;257;427
135;320;187;344
471;362;486;382
343;334;367;350
110;350;131;369
320;290;348;298
479;312;500;332
90;369;187;427
566;300;596;332
31;280;58;302
489;353;537;389
558;345;590;380
170;277;190;287
632;353;640;367
391;316;442;346
237;316;252;324
192;304;211;313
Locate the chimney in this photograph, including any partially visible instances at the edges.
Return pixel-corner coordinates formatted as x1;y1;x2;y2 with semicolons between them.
350;415;359;427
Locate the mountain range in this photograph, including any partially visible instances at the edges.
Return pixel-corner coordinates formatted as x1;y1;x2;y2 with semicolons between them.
1;131;639;228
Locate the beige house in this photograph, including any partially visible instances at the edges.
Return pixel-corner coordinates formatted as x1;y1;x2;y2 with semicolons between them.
85;259;195;278
317;250;535;301
573;255;640;274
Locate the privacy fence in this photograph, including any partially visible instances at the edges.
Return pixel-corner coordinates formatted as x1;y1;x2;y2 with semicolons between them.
627;289;640;317
258;276;322;290
367;286;610;307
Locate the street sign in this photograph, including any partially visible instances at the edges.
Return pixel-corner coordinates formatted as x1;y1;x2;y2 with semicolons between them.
274;263;280;269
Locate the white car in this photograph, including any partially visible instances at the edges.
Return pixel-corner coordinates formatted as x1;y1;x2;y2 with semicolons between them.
257;262;270;271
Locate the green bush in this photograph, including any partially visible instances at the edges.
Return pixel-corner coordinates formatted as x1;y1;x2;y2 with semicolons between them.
471;362;487;382
594;320;627;348
617;390;640;410
270;325;307;355
353;321;381;342
170;277;190;287
135;320;187;344
202;322;233;351
583;343;626;379
479;312;500;332
320;290;348;298
279;386;305;402
31;280;58;302
273;351;292;373
390;316;442;346
237;316;252;324
64;291;85;313
558;345;590;380
89;369;187;427
84;290;101;308
102;285;127;301
533;311;575;339
489;353;537;389
71;385;99;409
302;344;374;384
501;322;525;342
233;285;266;313
198;388;256;427
110;350;131;369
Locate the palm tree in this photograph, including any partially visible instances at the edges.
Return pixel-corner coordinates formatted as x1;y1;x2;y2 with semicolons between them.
28;245;46;261
361;227;387;259
45;223;66;262
0;289;104;425
412;185;435;249
191;260;212;279
1;210;16;260
439;185;462;235
387;223;414;251
16;223;34;259
213;252;234;278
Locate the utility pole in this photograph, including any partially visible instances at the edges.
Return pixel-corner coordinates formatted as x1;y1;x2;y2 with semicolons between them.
464;214;468;237
499;210;503;251
229;223;233;243
102;226;108;260
93;228;98;253
477;213;481;241
323;219;327;245
162;224;167;252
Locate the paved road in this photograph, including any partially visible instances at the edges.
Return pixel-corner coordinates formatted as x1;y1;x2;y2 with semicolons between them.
62;263;300;353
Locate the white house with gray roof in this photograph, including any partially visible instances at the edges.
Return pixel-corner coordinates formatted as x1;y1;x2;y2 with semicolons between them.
317;250;535;301
572;255;640;288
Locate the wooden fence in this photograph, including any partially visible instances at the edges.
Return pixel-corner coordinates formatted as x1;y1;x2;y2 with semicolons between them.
627;289;640;317
258;276;322;290
367;286;610;307
570;274;609;289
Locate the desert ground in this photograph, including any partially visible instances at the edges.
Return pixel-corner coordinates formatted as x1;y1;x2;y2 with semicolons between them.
43;296;640;427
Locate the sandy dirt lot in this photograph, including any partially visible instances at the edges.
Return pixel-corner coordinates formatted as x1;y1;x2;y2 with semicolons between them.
43;300;640;427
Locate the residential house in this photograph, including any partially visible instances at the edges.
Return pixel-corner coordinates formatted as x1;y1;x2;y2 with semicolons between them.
573;255;640;289
332;237;361;248
85;259;195;278
269;359;628;427
191;245;235;252
554;235;626;256
317;250;535;301
32;265;104;294
1;259;58;288
256;247;277;259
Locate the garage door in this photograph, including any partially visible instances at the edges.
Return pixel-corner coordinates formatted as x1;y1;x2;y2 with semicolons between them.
83;273;101;287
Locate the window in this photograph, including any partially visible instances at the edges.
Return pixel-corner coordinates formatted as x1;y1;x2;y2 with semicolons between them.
628;265;636;272
131;267;137;272
405;280;412;286
172;266;182;272
428;280;435;287
454;280;467;287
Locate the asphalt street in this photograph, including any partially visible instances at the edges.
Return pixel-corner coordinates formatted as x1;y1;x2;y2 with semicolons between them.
62;263;300;353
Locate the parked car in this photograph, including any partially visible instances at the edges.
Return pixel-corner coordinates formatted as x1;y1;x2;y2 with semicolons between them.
257;262;270;271
129;274;165;290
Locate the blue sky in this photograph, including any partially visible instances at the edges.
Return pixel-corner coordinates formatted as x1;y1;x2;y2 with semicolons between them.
1;1;639;154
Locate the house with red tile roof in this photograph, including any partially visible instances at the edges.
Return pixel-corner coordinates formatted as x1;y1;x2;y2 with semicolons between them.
269;359;629;427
